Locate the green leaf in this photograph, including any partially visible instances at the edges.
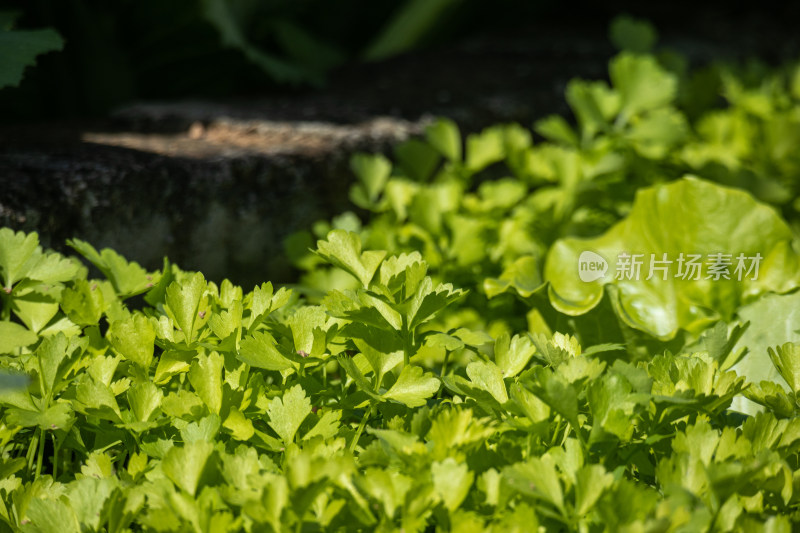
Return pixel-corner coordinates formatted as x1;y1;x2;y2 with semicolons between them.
26;252;81;284
155;350;194;384
394;138;441;181
351;153;391;205
587;372;648;443
162;441;217;496
359;291;403;331
465;126;505;172
37;332;80;400
0;321;37;353
11;286;60;334
407;277;465;330
127;381;163;423
527;368;579;428
354;338;403;385
426;407;496;459
0;381;36;411
108;314;156;369
730;292;800;414
315;230;386;288
689;320;748;371
271;18;344;71
484;255;543;299
626;107;688;158
189;351;224;415
362;0;459;61
510;382;551;424
361;468;412;518
165;272;207;343
431;458;474;511
267;385;312;445
20;498;80;533
81;450;116;479
223;407;255;441
201;0;318;84
744;380;795;418
383;365;439;407
209;300;242;344
609;52;677;117
609;15;657;53
574;465;614;515
494;333;536;378
7;401;74;430
179;414;221;444
76;376;122;422
767;342;800;394
466;360;508;404
565;80;619;137
0;228;38;289
534;115;579;146
61;279;105;326
66;477;116;531
530;332;580;367
0;26;63;89
378;252;428;298
302;410;341;442
286;305;334;357
425;118;462;163
337;354;382;403
503;455;564;513
246;282;291;330
546;178;799;339
238;331;295;371
494;504;539;532
67;239;157;298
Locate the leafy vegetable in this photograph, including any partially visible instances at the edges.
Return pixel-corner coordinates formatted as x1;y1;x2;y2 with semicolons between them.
545;177;800;338
4;14;800;531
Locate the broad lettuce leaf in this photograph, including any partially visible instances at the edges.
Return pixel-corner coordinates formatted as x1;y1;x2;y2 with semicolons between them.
546;177;800;339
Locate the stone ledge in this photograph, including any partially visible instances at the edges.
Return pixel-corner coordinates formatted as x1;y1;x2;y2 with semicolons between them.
0;116;424;287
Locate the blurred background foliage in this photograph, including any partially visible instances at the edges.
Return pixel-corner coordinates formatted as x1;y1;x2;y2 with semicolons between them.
0;0;549;120
1;0;798;122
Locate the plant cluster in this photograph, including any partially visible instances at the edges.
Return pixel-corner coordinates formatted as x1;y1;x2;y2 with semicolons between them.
1;227;799;532
2;16;800;533
286;16;800;376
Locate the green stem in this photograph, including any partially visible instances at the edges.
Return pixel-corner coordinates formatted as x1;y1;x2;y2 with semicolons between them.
35;429;45;479
26;431;38;473
572;421;589;452
549;416;563;447
0;293;10;321
440;350;450;378
402;328;414;367
437;351;451;400
349;403;375;453
52;432;60;480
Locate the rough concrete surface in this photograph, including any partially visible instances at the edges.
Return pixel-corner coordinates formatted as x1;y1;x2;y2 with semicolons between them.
0;117;422;287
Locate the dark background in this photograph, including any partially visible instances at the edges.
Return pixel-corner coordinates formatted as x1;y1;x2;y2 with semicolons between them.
2;0;799;123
